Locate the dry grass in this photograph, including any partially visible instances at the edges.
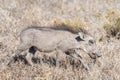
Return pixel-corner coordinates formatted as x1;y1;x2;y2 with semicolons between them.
53;17;87;33
103;9;120;38
0;0;120;80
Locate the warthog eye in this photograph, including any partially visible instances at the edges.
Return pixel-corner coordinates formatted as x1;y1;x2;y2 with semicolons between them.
75;36;84;41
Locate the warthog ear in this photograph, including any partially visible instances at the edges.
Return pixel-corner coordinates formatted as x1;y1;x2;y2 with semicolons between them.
78;32;84;40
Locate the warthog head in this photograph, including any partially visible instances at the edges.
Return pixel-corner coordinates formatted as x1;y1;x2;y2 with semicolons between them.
78;32;95;44
77;32;102;59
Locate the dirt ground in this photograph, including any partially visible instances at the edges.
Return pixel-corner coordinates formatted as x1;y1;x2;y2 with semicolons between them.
0;0;120;80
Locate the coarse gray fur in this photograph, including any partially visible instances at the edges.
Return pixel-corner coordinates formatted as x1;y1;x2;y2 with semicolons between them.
7;26;101;70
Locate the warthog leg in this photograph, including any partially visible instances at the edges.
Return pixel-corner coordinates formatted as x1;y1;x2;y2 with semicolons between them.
7;43;31;66
26;46;37;66
66;49;89;70
80;47;102;59
56;49;67;68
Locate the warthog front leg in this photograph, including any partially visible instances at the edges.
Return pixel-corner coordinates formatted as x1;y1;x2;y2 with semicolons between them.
80;47;102;59
56;49;67;68
7;43;31;66
65;49;89;70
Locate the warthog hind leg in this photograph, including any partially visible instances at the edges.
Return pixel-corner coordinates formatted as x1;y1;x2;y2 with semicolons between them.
7;43;31;66
26;46;37;66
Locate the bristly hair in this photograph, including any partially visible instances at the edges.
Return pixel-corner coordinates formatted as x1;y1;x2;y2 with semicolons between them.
52;24;88;34
23;24;88;34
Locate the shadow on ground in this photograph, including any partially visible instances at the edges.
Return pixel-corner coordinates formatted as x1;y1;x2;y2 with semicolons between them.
14;54;83;70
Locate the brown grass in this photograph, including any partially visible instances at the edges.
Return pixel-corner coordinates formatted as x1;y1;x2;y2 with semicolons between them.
0;0;120;80
103;9;120;37
53;17;87;33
